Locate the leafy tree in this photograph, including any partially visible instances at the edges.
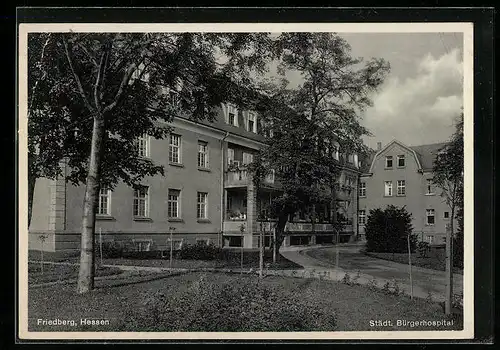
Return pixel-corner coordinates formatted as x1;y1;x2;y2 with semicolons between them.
432;112;463;315
365;205;416;254
27;32;273;293
249;33;390;255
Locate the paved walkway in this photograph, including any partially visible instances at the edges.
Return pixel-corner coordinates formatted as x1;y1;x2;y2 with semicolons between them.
280;244;463;303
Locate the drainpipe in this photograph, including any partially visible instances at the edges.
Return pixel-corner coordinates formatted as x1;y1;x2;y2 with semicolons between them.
220;131;230;247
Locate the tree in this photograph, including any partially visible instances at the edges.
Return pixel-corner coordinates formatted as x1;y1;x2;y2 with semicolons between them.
27;32;274;293
432;112;464;315
365;205;416;254
249;33;390;255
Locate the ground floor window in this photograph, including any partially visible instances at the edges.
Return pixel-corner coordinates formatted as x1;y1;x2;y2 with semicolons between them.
133;239;152;252
228;236;243;247
358;210;366;225
425;235;434;244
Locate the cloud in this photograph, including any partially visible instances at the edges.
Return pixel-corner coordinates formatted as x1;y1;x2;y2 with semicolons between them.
363;48;463;148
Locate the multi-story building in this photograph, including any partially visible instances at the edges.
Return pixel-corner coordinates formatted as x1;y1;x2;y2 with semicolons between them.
358;140;456;245
29;100;362;252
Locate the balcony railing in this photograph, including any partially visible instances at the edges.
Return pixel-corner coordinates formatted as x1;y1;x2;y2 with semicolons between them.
225;168;277;187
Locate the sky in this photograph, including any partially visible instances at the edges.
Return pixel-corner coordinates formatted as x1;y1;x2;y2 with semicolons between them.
276;33;464;150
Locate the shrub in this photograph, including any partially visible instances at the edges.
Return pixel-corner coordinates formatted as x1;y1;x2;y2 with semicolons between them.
178;241;225;261
124;275;337;332
365;205;417;253
417;241;431;257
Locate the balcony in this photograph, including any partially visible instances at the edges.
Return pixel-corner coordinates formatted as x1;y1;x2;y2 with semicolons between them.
287;222;334;232
223;220;247;233
225;168;278;188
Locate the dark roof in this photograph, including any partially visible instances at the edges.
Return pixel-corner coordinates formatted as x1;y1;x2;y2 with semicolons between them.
176;107;267;145
409;142;448;170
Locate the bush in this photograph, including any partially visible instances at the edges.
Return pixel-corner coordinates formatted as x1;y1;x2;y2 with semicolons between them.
365;205;417;253
124;275;337;332
178;241;225;261
417;241;431;257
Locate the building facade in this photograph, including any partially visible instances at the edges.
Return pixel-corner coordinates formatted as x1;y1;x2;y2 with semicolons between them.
29;103;362;252
358;140;456;245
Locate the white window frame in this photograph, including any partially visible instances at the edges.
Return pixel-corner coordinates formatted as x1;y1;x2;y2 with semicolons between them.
358;210;366;225
137;134;149;158
167;238;184;251
242;152;254;165
197;141;209;169
133;186;149;218
169;134;182;164
227;104;238;126
133;239;153;252
98;187;112;215
444;211;450;220
397;154;406;167
426;178;435;195
359;182;366;197
197;192;208;220
385;156;393;168
397;180;406;196
425;235;434;244
266;169;275;183
384;181;393;197
196;237;210;245
247;112;257;133
426;209;435;226
227;148;235;165
168;189;181;219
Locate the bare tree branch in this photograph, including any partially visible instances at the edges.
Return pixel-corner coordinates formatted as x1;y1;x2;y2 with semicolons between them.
102;62;136;114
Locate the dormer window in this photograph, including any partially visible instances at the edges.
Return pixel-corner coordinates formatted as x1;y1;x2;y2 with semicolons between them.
227;104;238;126
247;112;257;133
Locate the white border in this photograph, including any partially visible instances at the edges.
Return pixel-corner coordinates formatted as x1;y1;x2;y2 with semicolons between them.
18;22;474;340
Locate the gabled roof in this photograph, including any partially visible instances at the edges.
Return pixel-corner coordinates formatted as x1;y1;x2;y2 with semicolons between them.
368;139;422;173
366;139;448;174
409;142;448;171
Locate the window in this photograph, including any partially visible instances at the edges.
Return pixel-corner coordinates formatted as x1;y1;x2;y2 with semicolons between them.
133;186;149;217
197;192;208;219
359;182;366;197
384;181;393;196
426;179;434;195
385;156;393;168
197;141;209;168
227;148;235;165
426;235;434;244
444;211;450;219
167;89;180;108
397;180;406;196
196;238;210;245
426;209;435;225
397;155;405;167
247;112;257;133
266;169;275;183
358;210;366;225
133;239;152;252
167;238;184;250
228;104;238;126
168;189;181;219
242;152;253;165
333;146;339;161
98;187;111;215
137;134;149;158
169;134;181;164
130;63;150;83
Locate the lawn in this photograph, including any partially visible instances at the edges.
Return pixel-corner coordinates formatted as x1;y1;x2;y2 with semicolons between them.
363;249;464;275
28;262;123;285
28;271;462;332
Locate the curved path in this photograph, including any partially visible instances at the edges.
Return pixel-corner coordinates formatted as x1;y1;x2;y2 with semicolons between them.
281;244;464;303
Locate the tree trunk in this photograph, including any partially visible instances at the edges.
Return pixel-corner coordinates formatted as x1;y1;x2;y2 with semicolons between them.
445;203;455;315
77;115;105;294
273;211;288;261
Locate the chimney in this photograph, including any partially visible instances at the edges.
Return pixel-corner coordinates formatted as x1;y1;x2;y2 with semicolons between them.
377;142;382;151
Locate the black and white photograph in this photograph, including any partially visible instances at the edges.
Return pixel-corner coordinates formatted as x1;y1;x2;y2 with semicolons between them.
18;20;475;340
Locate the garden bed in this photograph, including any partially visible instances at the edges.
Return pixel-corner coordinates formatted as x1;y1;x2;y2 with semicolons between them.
28;271;462;332
28;262;123;285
